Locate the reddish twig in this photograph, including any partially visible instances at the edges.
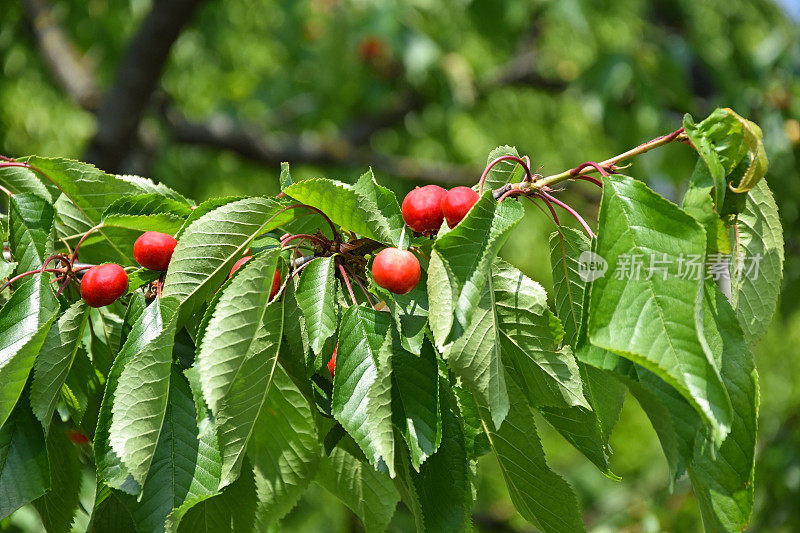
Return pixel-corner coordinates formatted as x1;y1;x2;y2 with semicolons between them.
338;263;358;306
344;264;375;307
478;155;533;195
538;190;594;238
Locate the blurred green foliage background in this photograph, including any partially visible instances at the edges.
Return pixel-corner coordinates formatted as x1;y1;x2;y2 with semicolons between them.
1;0;799;531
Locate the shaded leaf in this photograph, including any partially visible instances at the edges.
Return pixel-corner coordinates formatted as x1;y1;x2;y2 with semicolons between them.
30;300;89;432
109;298;178;487
729;180;784;346
0;400;49;519
0;277;59;428
476;378;585;533
194;252;284;487
251;365;321;529
294;256;338;356
316;436;400;533
331;305;394;473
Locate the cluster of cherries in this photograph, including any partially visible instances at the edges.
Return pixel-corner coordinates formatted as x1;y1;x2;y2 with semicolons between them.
81;185;478;307
80;231;283;308
371;185;478;295
80;231;177;307
76;184;479;378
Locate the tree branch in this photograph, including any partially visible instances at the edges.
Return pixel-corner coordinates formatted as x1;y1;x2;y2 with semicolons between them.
84;0;206;173
161;106;479;185
21;0;100;110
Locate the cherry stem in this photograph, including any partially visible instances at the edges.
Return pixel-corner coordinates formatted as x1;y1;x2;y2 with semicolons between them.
570;161;610;177
571;174;604;187
0;184;12;197
70;225;103;267
0;268;64;293
529;193;560;225
42;254;70;271
0;155;15;162
538;190;594;238
338;263;358;306
55;276;72;298
281;204;341;244
344;264;375;307
478;155;533;196
281;233;327;248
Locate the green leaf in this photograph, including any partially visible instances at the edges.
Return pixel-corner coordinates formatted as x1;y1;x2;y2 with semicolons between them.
403;381;471;533
32;425;82;533
482;145;526;191
426;249;454;351
0;400;49;520
452;385;491;459
443;272;509;429
194;252;285;487
430;192;524;344
280;276;312;377
89;491;136;532
316;437;400;533
62;347;102;434
492;261;589;410
729;180;784;346
162;197;293;322
476;378;585;533
392;339;442;470
0;163;55;200
331;305;394;474
8;193;55;274
284;178;394;244
373;275;429;354
175;196;246;239
588;175;732;444
549;227;592;346
119;367;220;533
26;157;165;263
30;300;90;432
173;463;257;533
109;298;178;487
549;227;626;470
687;284;758;532
116;174;192;205
250;365;321;529
683;108;767;202
279;162;293;190
101;193;192;234
0;277;59;428
351;169;407;247
681;162;732;254
294;256;338;356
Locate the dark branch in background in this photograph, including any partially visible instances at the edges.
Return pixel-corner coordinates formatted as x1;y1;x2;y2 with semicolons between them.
22;0;580;191
83;0;205;173
485;49;568;92
21;0;100;110
160;104;479;185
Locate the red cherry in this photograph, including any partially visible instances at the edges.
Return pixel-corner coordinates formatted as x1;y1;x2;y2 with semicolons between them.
80;264;128;308
357;36;386;62
229;256;281;300
442;187;480;228
402;185;448;235
372;248;421;295
229;256;252;278
328;344;337;378
270;268;281;300
66;429;89;445
133;231;178;271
